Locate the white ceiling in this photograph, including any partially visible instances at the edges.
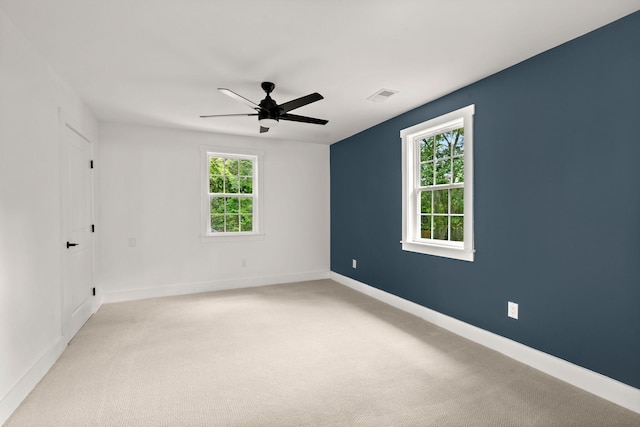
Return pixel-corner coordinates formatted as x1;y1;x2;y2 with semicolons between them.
1;1;638;145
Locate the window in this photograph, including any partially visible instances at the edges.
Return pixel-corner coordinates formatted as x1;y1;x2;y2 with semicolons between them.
201;147;263;237
400;105;474;261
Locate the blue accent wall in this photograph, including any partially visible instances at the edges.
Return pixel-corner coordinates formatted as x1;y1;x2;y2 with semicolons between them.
330;11;640;389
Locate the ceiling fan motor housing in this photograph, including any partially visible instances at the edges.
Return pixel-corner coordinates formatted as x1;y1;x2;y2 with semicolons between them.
258;84;280;125
258;109;279;122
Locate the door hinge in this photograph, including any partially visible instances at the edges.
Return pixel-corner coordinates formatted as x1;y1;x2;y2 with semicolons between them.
91;224;95;233
90;160;94;169
92;287;96;296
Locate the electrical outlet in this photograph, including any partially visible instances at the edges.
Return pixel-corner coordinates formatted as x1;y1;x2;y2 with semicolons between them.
241;259;247;268
352;259;357;269
508;301;518;319
128;237;136;248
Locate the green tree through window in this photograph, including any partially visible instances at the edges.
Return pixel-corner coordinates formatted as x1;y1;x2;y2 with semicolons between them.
208;155;255;233
418;128;465;242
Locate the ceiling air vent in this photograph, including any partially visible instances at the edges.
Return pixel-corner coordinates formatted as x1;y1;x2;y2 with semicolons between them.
367;88;398;102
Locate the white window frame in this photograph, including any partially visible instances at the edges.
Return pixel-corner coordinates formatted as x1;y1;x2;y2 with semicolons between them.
200;146;264;240
400;105;474;261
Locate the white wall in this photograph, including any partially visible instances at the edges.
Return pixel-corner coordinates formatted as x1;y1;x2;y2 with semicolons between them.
97;123;330;300
0;7;328;422
0;8;98;423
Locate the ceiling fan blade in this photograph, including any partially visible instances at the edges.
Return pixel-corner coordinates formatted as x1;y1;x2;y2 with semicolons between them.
218;88;264;111
260;126;270;133
199;113;258;118
280;113;328;125
278;93;324;113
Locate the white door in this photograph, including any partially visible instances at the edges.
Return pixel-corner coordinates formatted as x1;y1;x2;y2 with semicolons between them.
61;120;95;342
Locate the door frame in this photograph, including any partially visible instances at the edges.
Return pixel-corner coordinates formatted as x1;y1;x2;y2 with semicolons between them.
58;109;97;343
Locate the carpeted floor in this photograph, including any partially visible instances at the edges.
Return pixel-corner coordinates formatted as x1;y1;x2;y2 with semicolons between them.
5;279;640;426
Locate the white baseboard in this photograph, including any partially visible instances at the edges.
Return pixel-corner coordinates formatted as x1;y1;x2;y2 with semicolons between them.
0;337;67;426
100;271;331;304
330;272;640;414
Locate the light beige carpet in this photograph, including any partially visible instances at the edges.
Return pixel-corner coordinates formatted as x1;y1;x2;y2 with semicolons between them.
5;279;640;426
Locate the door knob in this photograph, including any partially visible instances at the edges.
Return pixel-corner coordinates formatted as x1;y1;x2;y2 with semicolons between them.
66;241;79;248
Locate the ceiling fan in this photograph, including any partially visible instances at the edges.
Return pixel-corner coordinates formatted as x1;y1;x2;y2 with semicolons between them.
200;82;328;133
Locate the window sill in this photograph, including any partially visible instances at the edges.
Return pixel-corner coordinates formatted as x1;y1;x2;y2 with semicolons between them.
200;233;265;243
401;240;474;262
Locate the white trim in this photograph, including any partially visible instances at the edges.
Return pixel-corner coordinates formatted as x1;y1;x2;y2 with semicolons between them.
58;108;98;344
0;337;67;426
330;272;640;414
101;271;331;304
199;233;265;243
401;240;474;261
66;296;95;340
401;105;474;262
200;145;265;238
